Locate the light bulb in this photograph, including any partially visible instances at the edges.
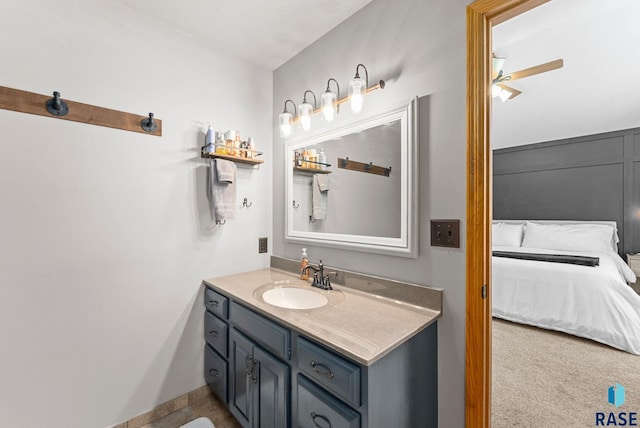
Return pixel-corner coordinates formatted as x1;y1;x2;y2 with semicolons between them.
279;112;292;138
321;91;337;122
298;102;313;131
348;76;365;113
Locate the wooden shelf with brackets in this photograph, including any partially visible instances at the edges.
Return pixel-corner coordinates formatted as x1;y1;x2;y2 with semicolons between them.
293;166;331;175
201;145;264;166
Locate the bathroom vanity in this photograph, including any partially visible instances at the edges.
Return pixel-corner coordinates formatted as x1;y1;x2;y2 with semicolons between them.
202;265;441;428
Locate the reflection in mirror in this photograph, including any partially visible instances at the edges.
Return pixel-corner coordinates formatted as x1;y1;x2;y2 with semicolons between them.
285;97;418;257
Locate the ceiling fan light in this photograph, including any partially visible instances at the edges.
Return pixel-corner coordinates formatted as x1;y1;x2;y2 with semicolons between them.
492;55;506;78
492;84;502;98
498;88;512;102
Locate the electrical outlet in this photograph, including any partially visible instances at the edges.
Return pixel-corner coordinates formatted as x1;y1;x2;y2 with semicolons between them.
258;237;268;253
430;220;460;248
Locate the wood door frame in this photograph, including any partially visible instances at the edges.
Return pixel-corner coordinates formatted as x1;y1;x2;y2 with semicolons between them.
465;0;550;426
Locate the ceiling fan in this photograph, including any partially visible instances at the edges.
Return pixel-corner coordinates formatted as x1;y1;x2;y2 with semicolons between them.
492;54;563;101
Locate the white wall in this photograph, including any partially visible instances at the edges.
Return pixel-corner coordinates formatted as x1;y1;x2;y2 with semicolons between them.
273;0;468;426
492;0;640;149
0;1;272;427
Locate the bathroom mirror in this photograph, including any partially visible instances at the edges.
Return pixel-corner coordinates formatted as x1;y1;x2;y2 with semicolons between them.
285;97;418;257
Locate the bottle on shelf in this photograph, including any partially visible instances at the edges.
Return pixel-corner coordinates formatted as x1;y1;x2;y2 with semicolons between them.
318;147;327;170
300;248;309;280
204;122;215;153
247;137;255;159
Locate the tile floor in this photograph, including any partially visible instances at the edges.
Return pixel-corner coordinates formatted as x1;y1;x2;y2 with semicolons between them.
119;386;241;428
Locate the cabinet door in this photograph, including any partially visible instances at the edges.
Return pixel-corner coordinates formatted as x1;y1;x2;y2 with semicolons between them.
254;346;290;428
230;328;253;428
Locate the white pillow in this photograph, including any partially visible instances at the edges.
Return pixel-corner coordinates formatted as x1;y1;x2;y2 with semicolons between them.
521;222;615;254
492;222;524;247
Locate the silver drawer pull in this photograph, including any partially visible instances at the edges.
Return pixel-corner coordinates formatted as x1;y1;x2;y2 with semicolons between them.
311;412;332;428
310;361;334;379
209;330;219;338
208;368;219;378
208;300;219;307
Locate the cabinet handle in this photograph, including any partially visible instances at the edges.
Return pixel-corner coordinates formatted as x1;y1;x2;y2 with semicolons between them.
209;300;219;307
245;355;254;378
209;330;219;338
208;368;219;378
310;361;335;379
311;412;332;428
245;355;258;383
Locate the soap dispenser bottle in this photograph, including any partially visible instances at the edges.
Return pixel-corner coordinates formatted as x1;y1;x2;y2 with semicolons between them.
300;248;309;280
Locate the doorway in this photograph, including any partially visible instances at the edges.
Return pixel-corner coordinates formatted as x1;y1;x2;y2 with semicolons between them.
465;0;550;426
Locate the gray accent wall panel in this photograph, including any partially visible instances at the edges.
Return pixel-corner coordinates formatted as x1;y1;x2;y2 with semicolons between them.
494;127;640;255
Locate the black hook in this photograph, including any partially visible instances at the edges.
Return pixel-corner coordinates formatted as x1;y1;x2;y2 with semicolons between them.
46;91;69;116
309;215;317;223
242;197;253;208
216;219;226;225
141;112;157;132
293;200;300;209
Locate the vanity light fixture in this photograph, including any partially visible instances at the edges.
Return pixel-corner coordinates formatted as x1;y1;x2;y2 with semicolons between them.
298;90;317;131
278;64;385;139
321;78;340;122
279;99;297;138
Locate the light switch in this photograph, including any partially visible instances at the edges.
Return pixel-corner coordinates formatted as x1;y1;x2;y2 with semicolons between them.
430;220;460;248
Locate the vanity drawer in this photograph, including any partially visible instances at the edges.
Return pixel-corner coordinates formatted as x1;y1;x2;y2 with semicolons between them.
297;337;361;407
204;287;228;319
297;374;360;428
205;345;227;403
204;311;228;357
229;301;290;360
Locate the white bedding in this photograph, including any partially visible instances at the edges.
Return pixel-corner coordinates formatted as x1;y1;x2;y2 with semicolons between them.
492;245;640;354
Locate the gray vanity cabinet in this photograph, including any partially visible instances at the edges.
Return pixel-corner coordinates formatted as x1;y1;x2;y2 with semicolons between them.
229;328;290;428
203;285;438;428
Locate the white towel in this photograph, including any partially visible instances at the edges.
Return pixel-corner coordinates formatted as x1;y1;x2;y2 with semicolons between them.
209;159;237;221
312;174;329;220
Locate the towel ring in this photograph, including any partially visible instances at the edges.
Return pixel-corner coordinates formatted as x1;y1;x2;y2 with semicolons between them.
242;197;252;208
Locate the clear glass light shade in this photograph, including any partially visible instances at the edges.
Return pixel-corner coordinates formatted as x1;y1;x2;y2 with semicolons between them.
279;112;293;138
348;77;365;113
321;91;337;122
298;102;313;131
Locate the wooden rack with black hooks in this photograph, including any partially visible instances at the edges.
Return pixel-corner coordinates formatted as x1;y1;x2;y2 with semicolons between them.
0;86;162;136
337;157;391;177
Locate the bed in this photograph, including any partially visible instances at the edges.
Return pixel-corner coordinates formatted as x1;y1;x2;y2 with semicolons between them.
492;220;640;355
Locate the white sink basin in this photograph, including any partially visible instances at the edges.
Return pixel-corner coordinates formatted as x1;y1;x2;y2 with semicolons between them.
253;279;344;310
262;287;329;310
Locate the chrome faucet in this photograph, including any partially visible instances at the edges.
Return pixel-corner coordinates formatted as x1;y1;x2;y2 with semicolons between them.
301;259;333;290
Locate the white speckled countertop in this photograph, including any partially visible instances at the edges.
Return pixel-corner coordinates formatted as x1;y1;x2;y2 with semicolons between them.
203;267;442;366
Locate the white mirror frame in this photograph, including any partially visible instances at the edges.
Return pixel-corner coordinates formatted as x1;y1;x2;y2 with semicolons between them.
285;97;419;257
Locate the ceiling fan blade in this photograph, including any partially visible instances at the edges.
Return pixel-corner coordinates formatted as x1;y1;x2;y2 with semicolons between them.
507;59;563;81
497;83;522;100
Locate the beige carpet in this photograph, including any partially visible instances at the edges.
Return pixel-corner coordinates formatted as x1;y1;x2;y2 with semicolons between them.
492;318;640;427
